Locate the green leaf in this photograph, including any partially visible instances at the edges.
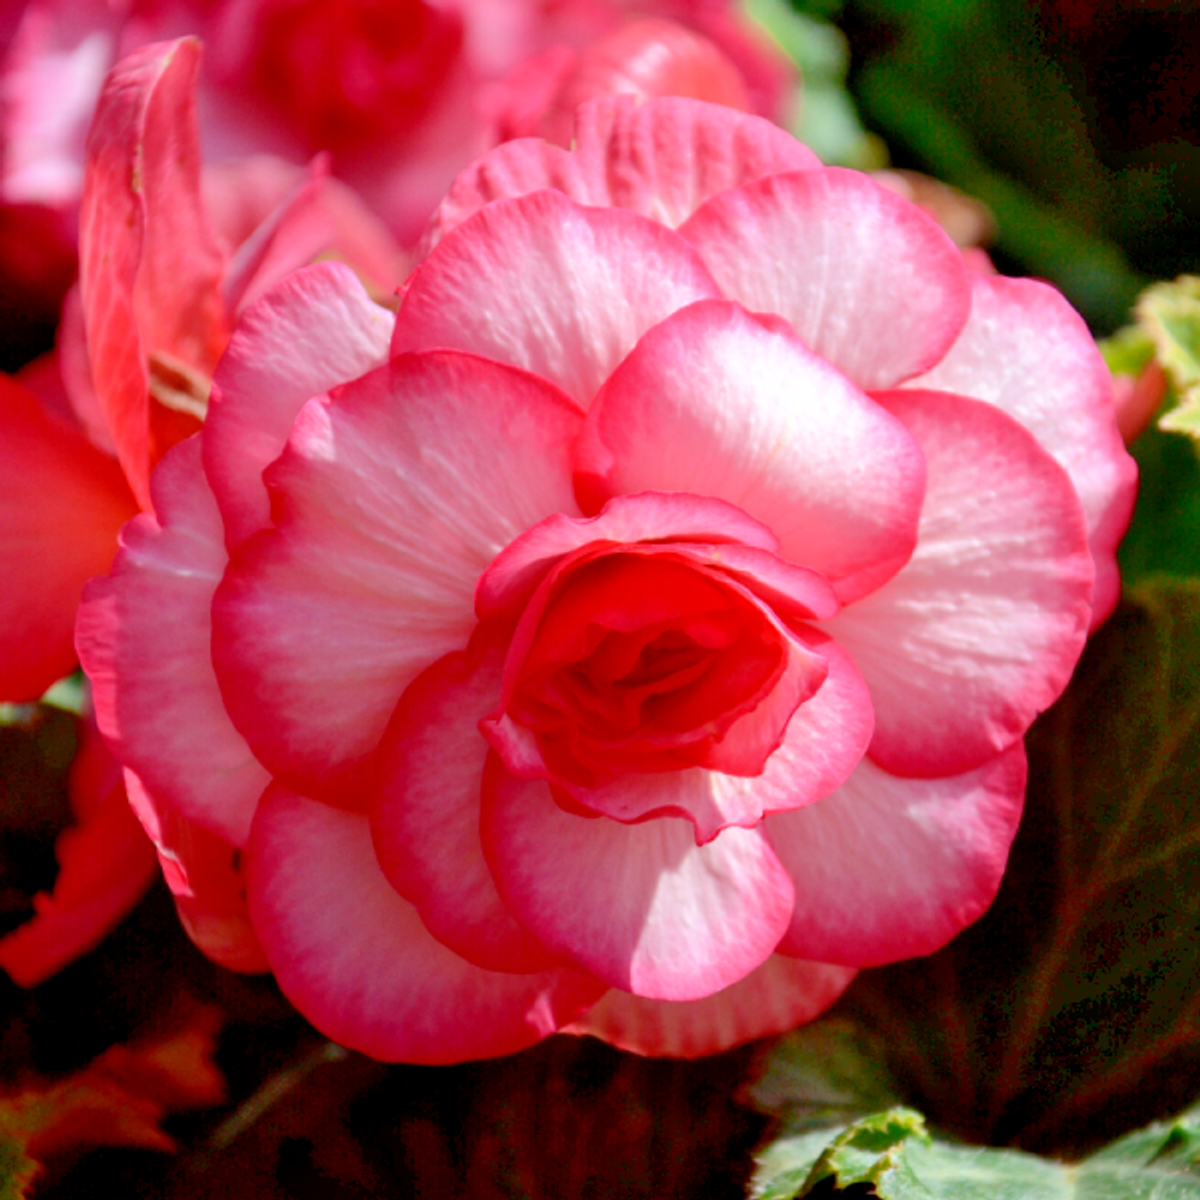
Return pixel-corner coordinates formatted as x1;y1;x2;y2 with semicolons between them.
747;1039;1200;1197
1119;415;1200;583
839;580;1200;1152
1136;278;1200;441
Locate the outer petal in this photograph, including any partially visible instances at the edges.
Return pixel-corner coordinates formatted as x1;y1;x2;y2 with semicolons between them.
212;351;583;802
906;273;1137;626
767;745;1026;966
203;261;392;549
551;629;873;843
564;955;856;1058
576;301;926;602
393;189;721;409
125;771;269;974
0;722;157;987
78;37;227;510
420;94;817;254
0;375;136;701
680;168;972;391
76;438;270;847
823;389;1093;778
248;785;606;1064
371;643;563;975
481;756;794;1001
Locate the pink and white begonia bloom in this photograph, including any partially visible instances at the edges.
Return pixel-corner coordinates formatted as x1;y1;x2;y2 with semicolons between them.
76;96;1136;1062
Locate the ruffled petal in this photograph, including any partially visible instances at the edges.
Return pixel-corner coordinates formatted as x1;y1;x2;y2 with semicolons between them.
393;189;721;409
564;955;856;1057
371;642;563;974
78;37;227;509
680;168;972;391
248;785;606;1064
203;261;392;549
822;389;1093;778
420;94;817;254
906;273;1137;626
0;375;136;701
576;301;926;602
212;351;583;802
480;756;794;1000
767;745;1026;965
76;438;270;847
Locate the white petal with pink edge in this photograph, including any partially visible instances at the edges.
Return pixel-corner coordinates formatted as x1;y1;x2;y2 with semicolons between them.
905;273;1137;627
419;95;818;256
480;756;794;1000
569;96;820;230
552;629;873;843
680;168;972;391
393;189;721;409
821;389;1093;779
212;351;584;802
76;439;269;847
576;301;925;602
203;261;392;549
371;642;563;975
248;785;606;1064
563;955;856;1058
766;744;1026;966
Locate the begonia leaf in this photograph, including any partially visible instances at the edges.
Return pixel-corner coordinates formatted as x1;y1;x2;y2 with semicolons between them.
1118;412;1200;583
1136;277;1200;441
833;579;1200;1152
746;1026;1200;1198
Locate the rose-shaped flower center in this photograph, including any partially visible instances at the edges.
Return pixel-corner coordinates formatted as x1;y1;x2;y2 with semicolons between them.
495;546;830;789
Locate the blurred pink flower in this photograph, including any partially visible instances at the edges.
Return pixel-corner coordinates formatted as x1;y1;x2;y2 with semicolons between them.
1;0;793;258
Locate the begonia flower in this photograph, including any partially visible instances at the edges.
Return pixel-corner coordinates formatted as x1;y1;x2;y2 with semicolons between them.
76;96;1137;1062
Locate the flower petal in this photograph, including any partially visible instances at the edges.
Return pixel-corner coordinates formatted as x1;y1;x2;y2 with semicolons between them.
393;189;721;409
0;375;136;700
248;785;605;1064
680;168;972;391
906;273;1137;627
563;955;855;1057
420;95;817;255
480;756;794;1000
213;351;583;802
577;300;926;602
371;642;563;974
767;745;1026;965
822;389;1093;778
125;770;269;974
203;261;392;549
79;37;227;509
76;438;270;847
